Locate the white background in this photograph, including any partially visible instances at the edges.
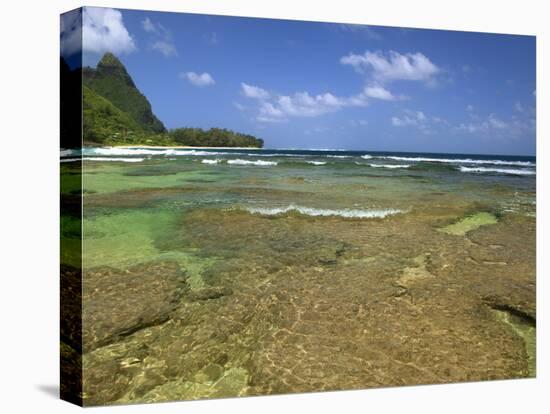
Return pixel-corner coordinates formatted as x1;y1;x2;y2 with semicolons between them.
0;0;548;412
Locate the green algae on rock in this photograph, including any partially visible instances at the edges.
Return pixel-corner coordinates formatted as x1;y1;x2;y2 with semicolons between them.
439;212;498;236
492;308;536;377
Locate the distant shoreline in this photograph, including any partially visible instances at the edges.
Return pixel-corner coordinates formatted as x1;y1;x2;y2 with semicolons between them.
112;145;262;150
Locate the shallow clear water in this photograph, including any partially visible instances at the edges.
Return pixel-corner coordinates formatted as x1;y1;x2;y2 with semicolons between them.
60;148;536;405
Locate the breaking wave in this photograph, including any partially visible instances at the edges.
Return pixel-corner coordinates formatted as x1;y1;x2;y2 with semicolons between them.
369;164;410;169
380;156;534;167
86;147;231;157
61;157;145;163
227;159;278;166
245;205;403;218
458;166;535;176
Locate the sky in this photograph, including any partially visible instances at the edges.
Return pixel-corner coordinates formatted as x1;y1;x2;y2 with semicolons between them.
61;7;536;155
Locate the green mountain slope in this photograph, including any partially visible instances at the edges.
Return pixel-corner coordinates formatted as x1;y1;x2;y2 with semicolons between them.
83;85;141;144
78;52;263;148
83;53;166;133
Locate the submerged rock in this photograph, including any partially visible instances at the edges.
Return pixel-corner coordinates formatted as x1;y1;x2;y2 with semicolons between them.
189;286;233;301
82;261;186;352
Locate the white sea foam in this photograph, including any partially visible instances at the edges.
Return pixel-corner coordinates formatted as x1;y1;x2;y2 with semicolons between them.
227;159;278;166
84;157;145;162
201;159;221;165
380;156;534;167
246;205;403;218
60;149;79;157
87;147;230;157
361;155;373;159
62;157;144;163
458;166;535;176
247;153;303;157
369;164;410;169
326;155;352;159
306;161;327;165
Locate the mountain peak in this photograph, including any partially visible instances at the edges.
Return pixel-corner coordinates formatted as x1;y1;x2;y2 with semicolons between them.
97;52;125;69
84;52;166;133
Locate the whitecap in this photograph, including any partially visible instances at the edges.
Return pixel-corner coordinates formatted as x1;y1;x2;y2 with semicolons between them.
201;159;221;165
361;155;373;159
60;149;79;157
369;164;410;169
458;166;535;176
84;157;145;163
306;161;327;166
227;159;278;166
245;204;403;218
86;147;234;157
380;156;534;167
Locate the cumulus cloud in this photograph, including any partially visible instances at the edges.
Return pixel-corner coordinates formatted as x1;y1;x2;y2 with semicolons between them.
488;114;507;129
82;7;136;56
514;102;524;113
141;16;178;57
391;110;426;127
340;50;439;84
152;41;178;57
233;102;246;111
349;119;368;127
240;83;368;122
181;72;216;87
240;50;437;123
456;113;517;135
60;9;82;58
241;83;271;100
391;110;435;135
142;17;155;33
337;24;381;40
363;85;406;101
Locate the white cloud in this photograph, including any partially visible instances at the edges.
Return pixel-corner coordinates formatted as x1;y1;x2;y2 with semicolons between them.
152;41;178;57
349;119;368;127
241;83;369;122
82;7;136;55
514;102;524;113
233;102;246;111
141;16;177;57
60;9;82;58
391;110;426;127
457;122;484;134
337;24;381;40
241;83;271;100
340;50;439;84
363;85;405;101
456;113;514;135
466;104;474;112
181;72;215;87
488;114;507;129
142;17;155;33
209;32;219;45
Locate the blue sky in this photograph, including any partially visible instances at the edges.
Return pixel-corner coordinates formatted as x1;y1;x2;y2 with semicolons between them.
63;7;536;155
